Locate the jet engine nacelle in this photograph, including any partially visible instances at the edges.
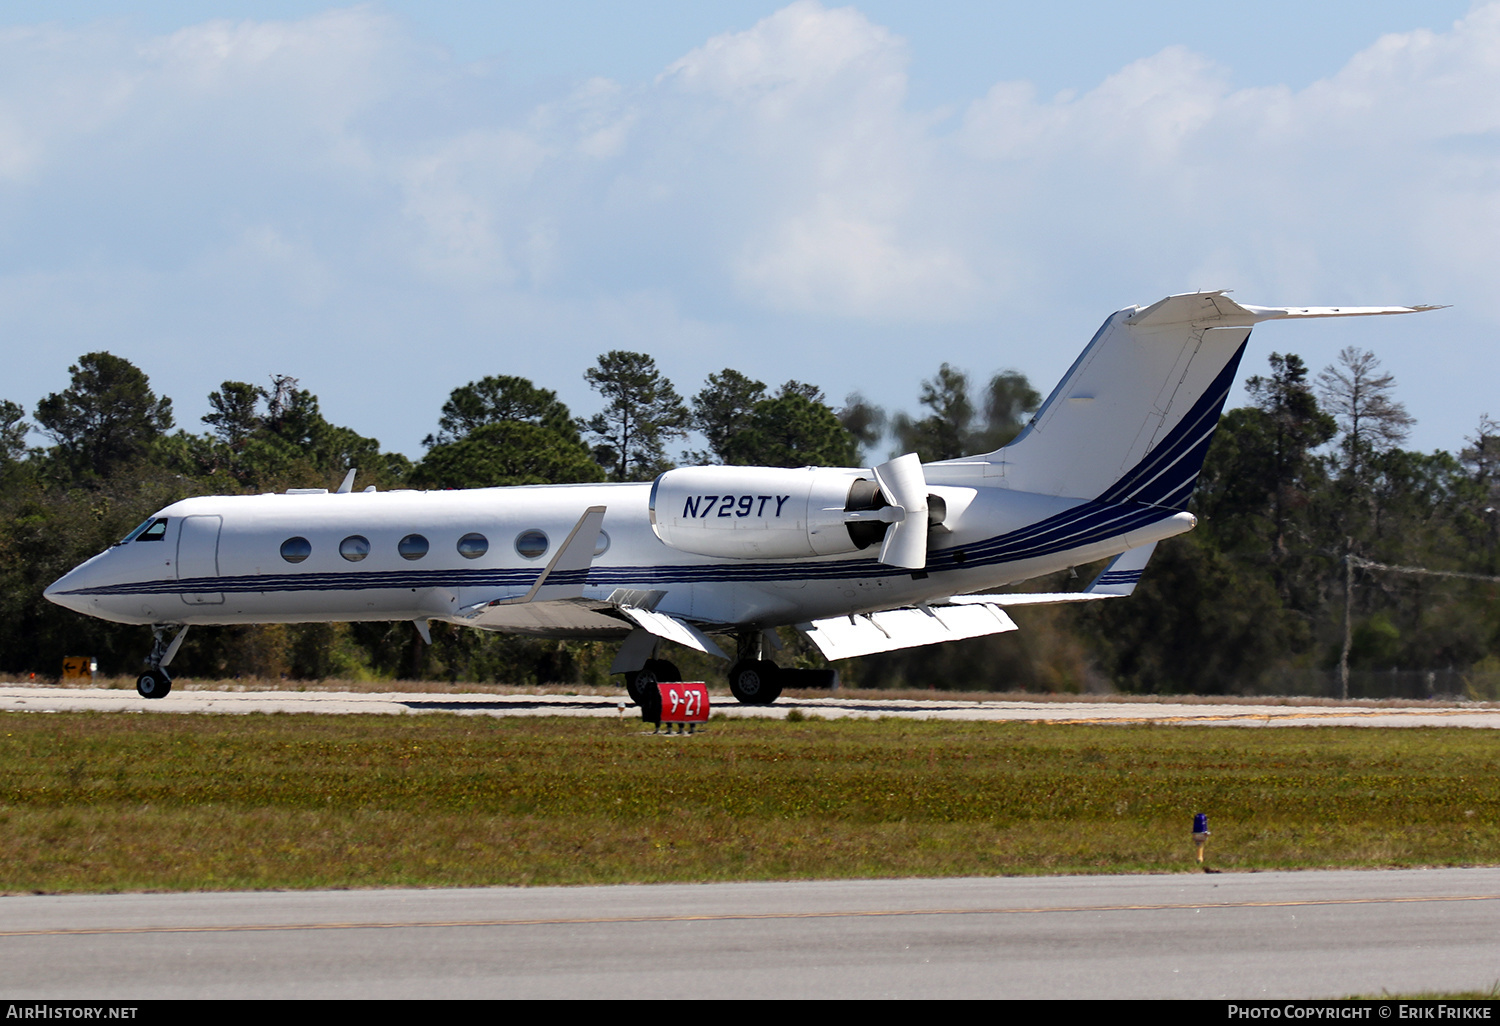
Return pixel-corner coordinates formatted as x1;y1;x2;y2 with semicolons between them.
650;465;887;560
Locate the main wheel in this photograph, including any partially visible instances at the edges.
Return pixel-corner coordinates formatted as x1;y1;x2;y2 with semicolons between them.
625;659;681;709
727;660;782;706
641;659;681;683
136;669;172;699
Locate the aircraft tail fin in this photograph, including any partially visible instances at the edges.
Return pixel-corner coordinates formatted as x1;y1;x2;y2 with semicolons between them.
965;292;1437;506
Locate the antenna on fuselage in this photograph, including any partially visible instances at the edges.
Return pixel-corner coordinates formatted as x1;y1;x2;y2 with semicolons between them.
336;469;357;494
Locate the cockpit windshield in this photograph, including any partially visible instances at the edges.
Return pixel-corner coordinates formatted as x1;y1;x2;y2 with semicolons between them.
117;517;168;545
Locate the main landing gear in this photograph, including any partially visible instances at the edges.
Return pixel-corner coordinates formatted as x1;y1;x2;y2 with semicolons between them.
726;631;783;706
137;624;188;699
623;658;681;721
625;658;682;705
619;633;795;709
726;659;782;706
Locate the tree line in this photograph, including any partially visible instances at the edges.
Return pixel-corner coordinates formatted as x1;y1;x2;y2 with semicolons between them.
1;344;1496;695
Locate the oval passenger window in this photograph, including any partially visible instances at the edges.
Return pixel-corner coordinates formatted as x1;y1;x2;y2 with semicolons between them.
280;537;312;563
339;535;370;562
398;534;429;560
515;529;549;560
457;533;489;559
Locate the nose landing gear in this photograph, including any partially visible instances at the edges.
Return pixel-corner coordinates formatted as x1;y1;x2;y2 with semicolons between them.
137;624;188;699
136;669;171;699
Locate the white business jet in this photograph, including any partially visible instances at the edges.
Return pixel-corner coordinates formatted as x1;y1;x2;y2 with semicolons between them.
45;291;1436;701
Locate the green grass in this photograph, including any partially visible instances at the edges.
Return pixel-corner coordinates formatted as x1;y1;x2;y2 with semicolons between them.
2;712;1499;892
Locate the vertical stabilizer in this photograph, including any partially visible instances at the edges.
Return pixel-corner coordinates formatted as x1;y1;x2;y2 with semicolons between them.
969;292;1438;507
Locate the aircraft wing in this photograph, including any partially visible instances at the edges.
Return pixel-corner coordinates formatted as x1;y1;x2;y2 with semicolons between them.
511;505;605;603
451;509;730;656
454;597;628;636
797;543;1158;660
450;505;626;636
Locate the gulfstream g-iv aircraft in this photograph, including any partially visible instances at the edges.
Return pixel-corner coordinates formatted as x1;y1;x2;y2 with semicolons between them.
45;291;1437;702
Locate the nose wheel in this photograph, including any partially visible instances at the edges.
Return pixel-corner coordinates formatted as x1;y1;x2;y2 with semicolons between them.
136;669;172;699
137;624;187;700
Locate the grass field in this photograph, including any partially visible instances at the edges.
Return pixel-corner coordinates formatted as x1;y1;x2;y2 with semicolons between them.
3;710;1498;893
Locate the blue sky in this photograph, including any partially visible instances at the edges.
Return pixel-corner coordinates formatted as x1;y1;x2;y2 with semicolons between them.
1;1;1492;461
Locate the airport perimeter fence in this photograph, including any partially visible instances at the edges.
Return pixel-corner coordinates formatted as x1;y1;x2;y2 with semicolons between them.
1243;668;1500;701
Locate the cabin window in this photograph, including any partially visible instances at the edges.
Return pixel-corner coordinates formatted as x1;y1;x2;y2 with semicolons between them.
339;535;370;562
398;534;428;560
457;533;489;559
280;537;312;563
515;529;548;560
593;531;610;557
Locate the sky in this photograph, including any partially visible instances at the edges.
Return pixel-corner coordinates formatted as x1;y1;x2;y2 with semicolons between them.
1;1;1494;462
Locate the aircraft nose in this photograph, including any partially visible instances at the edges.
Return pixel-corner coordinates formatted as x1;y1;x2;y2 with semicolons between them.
44;569;90;615
44;560;110;617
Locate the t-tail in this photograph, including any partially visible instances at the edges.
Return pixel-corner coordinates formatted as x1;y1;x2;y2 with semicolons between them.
942;291;1441;507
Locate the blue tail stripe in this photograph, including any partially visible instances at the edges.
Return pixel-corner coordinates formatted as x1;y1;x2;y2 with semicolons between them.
1095;337;1248;509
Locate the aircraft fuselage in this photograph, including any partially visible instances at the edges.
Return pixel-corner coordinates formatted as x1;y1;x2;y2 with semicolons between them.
44;477;1193;635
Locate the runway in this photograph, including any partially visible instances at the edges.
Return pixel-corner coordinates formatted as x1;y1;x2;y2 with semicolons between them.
5;869;1499;999
2;684;1499;727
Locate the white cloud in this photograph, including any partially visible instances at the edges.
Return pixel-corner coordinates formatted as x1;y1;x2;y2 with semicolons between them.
2;2;1499;455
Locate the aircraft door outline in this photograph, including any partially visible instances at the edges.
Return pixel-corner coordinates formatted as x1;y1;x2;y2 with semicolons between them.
178;514;224;605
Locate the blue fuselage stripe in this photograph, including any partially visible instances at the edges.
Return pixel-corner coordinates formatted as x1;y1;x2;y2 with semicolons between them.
61;498;1183;599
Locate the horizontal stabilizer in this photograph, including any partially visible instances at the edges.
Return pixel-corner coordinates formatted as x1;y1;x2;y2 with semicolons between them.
1125;291;1441;328
1085;542;1156;596
798;603;1017;661
938;542;1158;608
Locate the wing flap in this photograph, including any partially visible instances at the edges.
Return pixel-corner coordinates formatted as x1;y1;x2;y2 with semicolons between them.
798;603;1017;661
617;606;728;659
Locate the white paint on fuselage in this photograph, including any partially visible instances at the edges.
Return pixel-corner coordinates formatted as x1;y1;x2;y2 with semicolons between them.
45;479;1192;636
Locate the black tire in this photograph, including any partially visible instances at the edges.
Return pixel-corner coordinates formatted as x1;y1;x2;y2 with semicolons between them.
623;671;646;706
626;660;680;716
136;669;171;699
728;660;782;706
642;659;681;682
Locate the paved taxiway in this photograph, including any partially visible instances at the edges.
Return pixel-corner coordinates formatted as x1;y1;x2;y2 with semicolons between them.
3;684;1499;727
5;869;1499;999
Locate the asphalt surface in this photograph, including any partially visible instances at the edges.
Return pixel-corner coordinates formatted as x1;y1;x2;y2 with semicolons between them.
5;686;1497;999
4;869;1499;999
4;685;1500;727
